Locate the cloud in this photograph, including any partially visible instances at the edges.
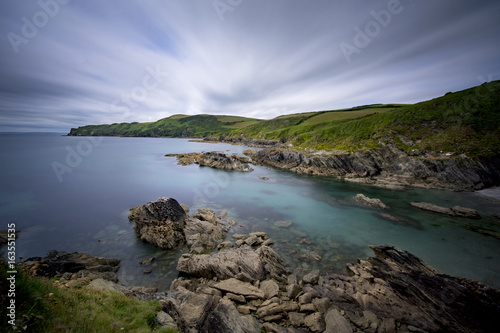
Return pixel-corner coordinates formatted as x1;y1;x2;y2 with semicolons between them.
0;0;499;132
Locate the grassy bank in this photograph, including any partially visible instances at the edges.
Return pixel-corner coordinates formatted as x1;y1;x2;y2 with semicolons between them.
0;261;178;332
68;81;500;159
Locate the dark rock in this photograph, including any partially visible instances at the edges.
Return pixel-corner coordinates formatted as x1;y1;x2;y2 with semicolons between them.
451;205;481;219
201;298;260;333
138;256;155;265
410;202;481;219
174;288;217;332
167;151;254;172
129;197;187;249
287;283;302;299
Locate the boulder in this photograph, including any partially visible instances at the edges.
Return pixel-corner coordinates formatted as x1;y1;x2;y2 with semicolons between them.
201;298;260;333
129;197;187;249
260;279;280;298
355;194;387;209
174;288;217;332
177;245;288;282
324;309;353;333
214;278;265;299
304;312;326;332
184;209;227;253
302;270;320;285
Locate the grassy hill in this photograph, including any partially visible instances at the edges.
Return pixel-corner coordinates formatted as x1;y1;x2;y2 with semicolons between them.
69;81;500;158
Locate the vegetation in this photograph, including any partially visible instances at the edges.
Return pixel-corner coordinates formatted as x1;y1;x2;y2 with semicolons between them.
0;261;178;333
69;81;500;158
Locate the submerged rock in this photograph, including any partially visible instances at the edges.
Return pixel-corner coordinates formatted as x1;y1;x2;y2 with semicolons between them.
355;193;388;209
410;202;481;219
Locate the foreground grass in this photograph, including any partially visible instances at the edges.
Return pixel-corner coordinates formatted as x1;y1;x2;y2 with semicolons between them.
0;262;178;333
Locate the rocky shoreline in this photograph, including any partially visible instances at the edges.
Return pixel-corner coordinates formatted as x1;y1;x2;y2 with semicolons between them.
22;198;500;332
242;145;500;191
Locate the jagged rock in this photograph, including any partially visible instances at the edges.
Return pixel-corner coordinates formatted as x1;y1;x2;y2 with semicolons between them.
355;194;388;209
227;292;246;303
256;302;299;318
378;318;396;333
299;303;316;313
261;322;287;333
166;152;254;172
304;312;325;332
176;245;288;282
260;279;280;298
184;209;227;253
245;146;500;191
156;311;178;330
129;197;187;249
201;298;260;333
287;283;302;299
288;312;305;326
324;309;353;333
138;257;155;265
218;241;233;249
22;250;120;282
299;251;322;262
174;288;217;332
214;278;265;299
302;270;320;285
410;202;481;219
312;297;331;313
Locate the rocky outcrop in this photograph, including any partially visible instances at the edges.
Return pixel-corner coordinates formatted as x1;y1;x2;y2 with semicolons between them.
129;197;187;249
21;251;121;284
410;202;481;219
244;145;500;191
129;198;234;252
165;151;253;172
176;245;288;282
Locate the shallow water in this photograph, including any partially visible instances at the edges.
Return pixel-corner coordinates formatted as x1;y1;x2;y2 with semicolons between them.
1;134;499;290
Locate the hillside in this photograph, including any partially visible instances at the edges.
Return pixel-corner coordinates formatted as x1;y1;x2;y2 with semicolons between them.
69;81;500;158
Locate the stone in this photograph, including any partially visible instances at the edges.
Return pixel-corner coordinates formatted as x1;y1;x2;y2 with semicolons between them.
256;302;300;318
299;303;316;313
451;206;481;219
324;308;353;333
262;238;274;246
201;298;260;333
304;312;325;332
156;311;177;329
302;270;320;285
410;201;454;215
274;220;293;228
355;194;388;209
214;278;265;299
138;256;155;265
299;252;322;262
175;289;217;331
227;292;246;303
261;322;287;333
378;318;396;333
177;245;288;282
129;197;187;249
312;297;331;313
288;312;305;326
260;279;280;298
143;267;153;274
286;284;302;299
298;292;314;304
249;231;268;239
218;241;233;249
184;209;228;253
237;305;256;315
233;233;247;240
168;151;254;172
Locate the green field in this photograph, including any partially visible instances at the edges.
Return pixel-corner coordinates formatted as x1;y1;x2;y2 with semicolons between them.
69;81;500;158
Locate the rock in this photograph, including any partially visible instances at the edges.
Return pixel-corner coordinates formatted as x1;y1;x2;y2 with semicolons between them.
218;241;233;249
377;213;422;229
260;279;280;298
214;278;265;299
233;233;247;240
302;270;320;285
299;251;322;262
324;309;353;333
262;238;274;246
287;283;302;299
201;298;260;333
410;202;481;219
261;322;287;333
274;220;293;228
156;311;177;329
304;312;325;332
175;288;217;332
22;250;120;282
256;302;299;318
249;231;268;239
129;197;187;249
167;152;254;172
378;318;396;333
451;205;481;219
355;194;388;209
258;176;270;181
288;312;305;326
184;209;227;253
143;267;153;274
227;292;246;303
237;305;256;315
299;303;316;313
247;146;500;191
312;297;331;313
298;293;314;304
176;245;288;282
138;257;155;265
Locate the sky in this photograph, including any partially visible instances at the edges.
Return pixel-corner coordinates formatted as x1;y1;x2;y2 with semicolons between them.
0;0;499;133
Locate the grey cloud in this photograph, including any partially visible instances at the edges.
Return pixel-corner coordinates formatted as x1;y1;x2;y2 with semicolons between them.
0;0;499;132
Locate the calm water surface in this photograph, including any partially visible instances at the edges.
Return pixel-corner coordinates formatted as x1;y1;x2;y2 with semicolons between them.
1;134;499;290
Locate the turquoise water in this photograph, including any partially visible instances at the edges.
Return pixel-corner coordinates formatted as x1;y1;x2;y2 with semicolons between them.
1;134;499;290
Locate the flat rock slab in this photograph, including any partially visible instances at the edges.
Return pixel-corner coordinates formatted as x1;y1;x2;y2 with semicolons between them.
410;202;481;219
214;278;265;299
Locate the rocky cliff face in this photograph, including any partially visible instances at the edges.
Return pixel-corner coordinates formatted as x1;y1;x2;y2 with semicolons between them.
245;145;500;191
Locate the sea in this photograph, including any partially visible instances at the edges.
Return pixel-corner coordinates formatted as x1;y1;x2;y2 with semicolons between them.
1;133;499;290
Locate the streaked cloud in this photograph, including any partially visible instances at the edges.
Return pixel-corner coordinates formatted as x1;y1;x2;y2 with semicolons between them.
1;0;499;132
